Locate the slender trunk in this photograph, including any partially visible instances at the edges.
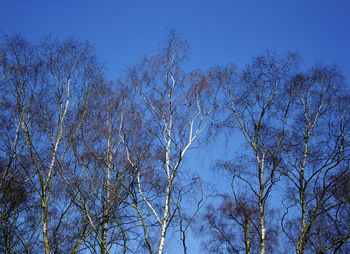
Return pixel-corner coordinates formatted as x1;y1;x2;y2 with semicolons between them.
101;121;113;254
157;180;172;254
101;181;110;253
258;153;266;254
157;81;174;254
71;229;88;254
136;203;154;254
40;116;65;254
42;198;50;254
244;219;251;254
2;215;11;254
178;206;187;254
296;131;310;254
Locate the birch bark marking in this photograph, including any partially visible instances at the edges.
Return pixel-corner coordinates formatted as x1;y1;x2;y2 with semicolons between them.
258;152;266;254
157;71;174;254
101;116;113;254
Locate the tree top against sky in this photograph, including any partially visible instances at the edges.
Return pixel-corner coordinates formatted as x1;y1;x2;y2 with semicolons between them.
1;2;350;253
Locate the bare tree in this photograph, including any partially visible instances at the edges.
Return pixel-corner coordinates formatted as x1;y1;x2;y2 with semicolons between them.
65;80;136;254
0;38;35;253
118;31;222;254
201;192;260;254
0;36;42;253
0;35;101;253
220;52;300;254
1;32;349;254
280;67;350;254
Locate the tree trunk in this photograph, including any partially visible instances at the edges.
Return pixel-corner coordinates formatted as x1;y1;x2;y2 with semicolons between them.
157;181;171;254
101;121;113;254
244;219;251;254
296;131;310;254
42;198;50;254
258;153;266;254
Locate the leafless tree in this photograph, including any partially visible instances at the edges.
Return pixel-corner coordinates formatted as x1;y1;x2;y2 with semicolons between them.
0;35;102;253
1;32;349;254
65;80;137;254
218;52;300;254
118;31;223;254
280;67;350;254
200;192;261;254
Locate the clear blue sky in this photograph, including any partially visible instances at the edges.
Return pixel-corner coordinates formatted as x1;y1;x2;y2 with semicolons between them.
2;1;350;253
2;0;350;78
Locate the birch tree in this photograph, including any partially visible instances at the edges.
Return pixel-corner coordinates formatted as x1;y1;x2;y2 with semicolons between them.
119;31;223;254
0;35;101;253
201;193;260;254
280;65;350;254
222;52;300;254
0;38;38;253
66;80;135;254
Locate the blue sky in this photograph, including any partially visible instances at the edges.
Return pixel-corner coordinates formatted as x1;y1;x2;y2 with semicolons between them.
2;1;350;78
2;1;350;253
